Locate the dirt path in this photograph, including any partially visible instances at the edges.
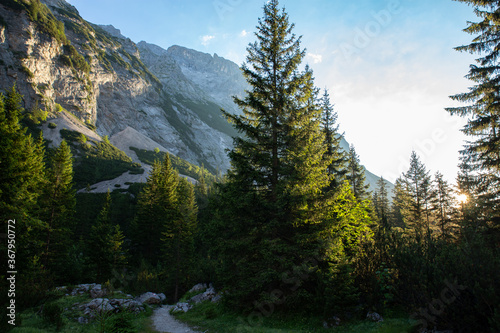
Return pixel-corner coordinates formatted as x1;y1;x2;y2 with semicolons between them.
151;305;200;333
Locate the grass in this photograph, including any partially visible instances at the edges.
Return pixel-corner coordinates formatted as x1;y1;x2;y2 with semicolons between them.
173;301;419;333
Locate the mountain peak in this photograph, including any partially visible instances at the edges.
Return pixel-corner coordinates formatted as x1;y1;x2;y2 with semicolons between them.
97;24;126;40
41;0;78;13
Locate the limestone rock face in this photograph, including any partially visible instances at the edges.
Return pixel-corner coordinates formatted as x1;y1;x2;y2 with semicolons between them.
0;0;239;172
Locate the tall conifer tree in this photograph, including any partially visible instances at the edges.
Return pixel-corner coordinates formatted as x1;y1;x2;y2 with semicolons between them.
0;87;48;310
373;177;390;228
397;152;436;238
134;154;179;264
432;171;456;239
346;145;370;201
216;0;332;309
42;140;75;280
321;89;347;192
447;0;500;231
162;177;197;301
87;191;126;282
0;86;46;222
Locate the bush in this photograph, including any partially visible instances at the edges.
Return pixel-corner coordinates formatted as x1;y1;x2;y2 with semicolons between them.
48;122;57;129
55;103;64;113
106;312;136;333
42;302;63;330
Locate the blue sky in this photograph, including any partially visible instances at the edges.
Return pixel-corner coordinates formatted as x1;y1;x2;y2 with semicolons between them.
67;0;478;183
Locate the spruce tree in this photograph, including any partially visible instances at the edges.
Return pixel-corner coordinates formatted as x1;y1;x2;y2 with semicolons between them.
0;87;49;310
390;178;406;228
374;177;390;228
397;151;436;238
87;191;126;282
41;140;75;281
447;0;500;220
0;86;46;221
216;0;332;309
432;171;456;239
320;181;372;317
134;154;179;264
456;156;484;231
346;145;370;201
162;177;197;301
321;89;347;192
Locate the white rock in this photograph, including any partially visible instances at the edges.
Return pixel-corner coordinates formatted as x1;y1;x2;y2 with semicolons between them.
90;284;107;299
366;311;384;322
138;292;161;305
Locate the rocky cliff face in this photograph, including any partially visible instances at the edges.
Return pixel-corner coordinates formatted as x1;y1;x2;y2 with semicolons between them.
0;0;239;172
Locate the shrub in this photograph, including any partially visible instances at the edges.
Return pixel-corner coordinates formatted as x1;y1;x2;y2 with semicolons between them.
48;122;57;129
42;302;63;330
78;133;87;144
106;312;136;333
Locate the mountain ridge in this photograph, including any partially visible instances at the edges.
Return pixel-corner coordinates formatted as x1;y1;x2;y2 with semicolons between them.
0;0;393;194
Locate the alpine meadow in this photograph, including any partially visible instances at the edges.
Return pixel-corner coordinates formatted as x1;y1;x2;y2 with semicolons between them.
0;0;499;332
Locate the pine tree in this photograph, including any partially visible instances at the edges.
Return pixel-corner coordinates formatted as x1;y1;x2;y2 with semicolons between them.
346;145;370;201
320;181;373;317
41;140;75;280
87;191;126;282
162;177;197;301
390;178;406;228
0;86;49;310
194;167;209;210
321;89;347;192
397;151;436;238
215;0;332;309
134;154;179;264
373;177;390;228
447;0;500;219
432;171;457;239
0;86;46;221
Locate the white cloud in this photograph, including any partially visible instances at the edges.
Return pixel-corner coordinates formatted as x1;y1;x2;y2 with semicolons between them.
239;30;248;37
306;52;323;64
201;35;215;46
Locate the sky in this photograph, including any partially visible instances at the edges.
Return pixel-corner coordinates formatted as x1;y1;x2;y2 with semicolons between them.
66;0;478;184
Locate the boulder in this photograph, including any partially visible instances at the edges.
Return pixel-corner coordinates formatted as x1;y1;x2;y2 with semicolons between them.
188;283;208;293
211;293;222;303
158;293;166;302
70;283;97;296
323;316;341;328
190;287;216;304
111;299;144;312
171;302;192;313
366;311;384;322
137;292;161;305
86;298;115;313
90;284;107;298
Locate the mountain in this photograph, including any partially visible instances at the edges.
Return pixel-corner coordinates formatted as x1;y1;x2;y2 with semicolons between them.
0;0;392;194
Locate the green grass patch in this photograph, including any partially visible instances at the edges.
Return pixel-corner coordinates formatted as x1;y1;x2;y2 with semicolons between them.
130;146;216;182
174;301;419;333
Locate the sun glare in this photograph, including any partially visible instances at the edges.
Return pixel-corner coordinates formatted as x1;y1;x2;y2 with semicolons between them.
457;193;468;204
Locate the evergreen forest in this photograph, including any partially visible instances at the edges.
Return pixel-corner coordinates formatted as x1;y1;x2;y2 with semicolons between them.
1;0;499;332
